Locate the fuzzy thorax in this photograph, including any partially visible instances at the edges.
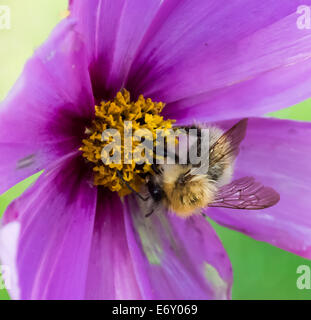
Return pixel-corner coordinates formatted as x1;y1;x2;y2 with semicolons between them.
162;165;218;218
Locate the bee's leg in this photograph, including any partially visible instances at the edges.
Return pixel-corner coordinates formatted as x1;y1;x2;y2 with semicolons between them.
138;194;150;202
145;209;154;218
145;202;162;218
117;171;149;201
145;200;159;218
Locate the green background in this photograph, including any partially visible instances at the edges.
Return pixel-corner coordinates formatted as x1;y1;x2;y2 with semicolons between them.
0;0;311;300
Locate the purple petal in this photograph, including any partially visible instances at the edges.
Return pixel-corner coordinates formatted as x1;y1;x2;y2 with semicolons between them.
205;118;311;259
85;190;141;299
0;155;97;299
0;19;94;194
125;0;311;120
164;56;311;124
69;0;164;100
124;196;232;300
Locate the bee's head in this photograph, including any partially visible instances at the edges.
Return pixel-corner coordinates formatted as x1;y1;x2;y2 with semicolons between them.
146;173;165;203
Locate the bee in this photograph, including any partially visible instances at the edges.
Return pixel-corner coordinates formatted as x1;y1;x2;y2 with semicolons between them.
139;119;280;218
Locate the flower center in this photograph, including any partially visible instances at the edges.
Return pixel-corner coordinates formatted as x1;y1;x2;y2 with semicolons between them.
80;89;175;196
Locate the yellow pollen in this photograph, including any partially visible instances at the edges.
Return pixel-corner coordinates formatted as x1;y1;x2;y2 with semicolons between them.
80;89;175;196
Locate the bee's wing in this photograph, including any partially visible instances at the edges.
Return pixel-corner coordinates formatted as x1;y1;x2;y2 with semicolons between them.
209;118;248;169
187;118;248;177
208;176;280;210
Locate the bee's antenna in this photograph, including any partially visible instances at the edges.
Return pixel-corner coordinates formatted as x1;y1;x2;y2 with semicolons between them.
117;171;149;202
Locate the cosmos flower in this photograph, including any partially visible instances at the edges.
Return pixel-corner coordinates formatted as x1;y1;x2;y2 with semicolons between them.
1;0;311;300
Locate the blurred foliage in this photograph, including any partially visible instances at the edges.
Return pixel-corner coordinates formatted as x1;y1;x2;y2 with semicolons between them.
0;0;67;100
1;0;311;300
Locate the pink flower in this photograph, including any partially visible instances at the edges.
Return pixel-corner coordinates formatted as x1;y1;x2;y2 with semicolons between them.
1;0;311;299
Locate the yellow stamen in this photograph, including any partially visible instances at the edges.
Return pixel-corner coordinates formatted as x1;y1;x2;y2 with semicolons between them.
80;89;175;196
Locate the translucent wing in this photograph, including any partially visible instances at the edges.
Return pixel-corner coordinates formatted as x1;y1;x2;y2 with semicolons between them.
209;118;248;169
208;177;280;210
188;119;248;177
